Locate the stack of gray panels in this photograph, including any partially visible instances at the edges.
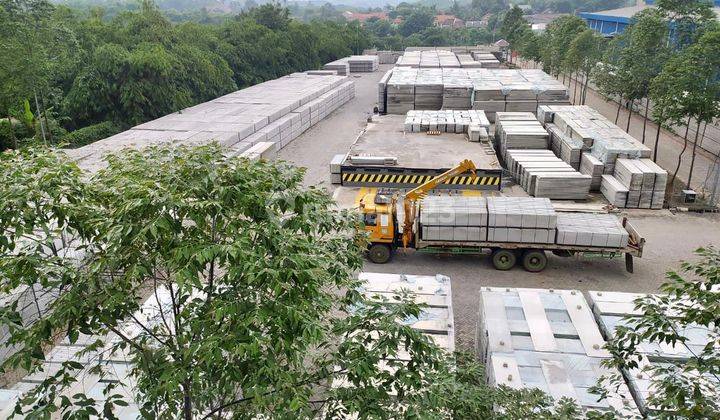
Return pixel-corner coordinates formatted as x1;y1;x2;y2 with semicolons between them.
386;67;417;114
486;197;556;244
377;69;393;113
478;287;639;415
442;68;473;109
404;110;490;134
610;158;667;209
471;69;570;121
414;68;444;110
323;59;349;76
457;53;482;68
600;174;629;207
537;105;651;174
495;112;549;156
588;291;718;415
419;196;488;242
533;172;592;200
555;213;629;248
347;55;379;72
547;123;585;170
580;153;604;191
359;272;455;352
376;51;401;64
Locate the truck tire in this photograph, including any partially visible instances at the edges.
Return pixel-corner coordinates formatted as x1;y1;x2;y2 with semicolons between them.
522;249;548;272
491;249;517;270
368;243;391;264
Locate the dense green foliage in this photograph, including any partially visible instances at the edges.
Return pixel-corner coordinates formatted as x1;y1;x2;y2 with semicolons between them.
0;145;589;418
0;0;370;151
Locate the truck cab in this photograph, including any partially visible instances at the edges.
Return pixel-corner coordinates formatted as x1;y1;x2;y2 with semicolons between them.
359;191;397;263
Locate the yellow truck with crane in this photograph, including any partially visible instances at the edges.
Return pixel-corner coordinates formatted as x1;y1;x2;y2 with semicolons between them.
359;160;645;272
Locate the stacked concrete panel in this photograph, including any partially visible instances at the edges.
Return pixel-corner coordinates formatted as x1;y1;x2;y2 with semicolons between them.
419;196;488;242
547;123;585;170
386;67;417;114
323;59;349;75
478;287;639;415
403;110;490;134
588;291;719;415
383;68;569;116
347;55;379;72
471;69;570;121
600;174;630;207
611;158;667;209
580;153;604;191
375;50;402;64
324;56;378;74
495;112;549;155
377;69;393;113
359;273;454;350
486;197;556;244
414;68;444;110
456;53;482;68
537;105;651;173
441;68;474;109
555;213;629;248
68;73;354;172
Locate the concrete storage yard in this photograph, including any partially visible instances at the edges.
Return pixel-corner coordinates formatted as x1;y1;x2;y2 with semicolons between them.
279;65;720;351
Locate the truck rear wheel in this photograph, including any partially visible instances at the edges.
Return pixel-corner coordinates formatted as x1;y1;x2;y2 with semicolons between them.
491;249;517;270
522;249;548;272
368;243;391;264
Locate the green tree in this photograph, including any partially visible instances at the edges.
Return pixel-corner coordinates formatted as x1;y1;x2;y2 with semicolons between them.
399;8;434;37
0;145;589;418
499;5;528;62
539;15;586;79
597;246;720;417
563;29;604;105
650;25;720;187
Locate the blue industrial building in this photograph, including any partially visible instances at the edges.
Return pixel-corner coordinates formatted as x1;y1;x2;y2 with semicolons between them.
580;0;720;37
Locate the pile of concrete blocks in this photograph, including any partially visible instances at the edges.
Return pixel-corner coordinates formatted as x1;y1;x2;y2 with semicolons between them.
396;50;461;68
381;68;569;116
495;112;549;155
588;291;718;415
324;56;378;74
537;105;651;174
600;174;630;207
457;53;482;68
608;158;667;209
471;52;501;68
403;110;490;137
442;68;474;109
505;150;591;200
414;68;444;110
471;69;570;121
347;55;379;72
329;154;344;184
486;197;556;244
386;67;417;114
67;73;354;172
395;51;421;67
580;153;604;191
323;59;349;75
555;213;629;247
377;69;393;113
419;196;488;242
547;123;586;170
226;141;277;160
477;287;639;415
375;50;402;64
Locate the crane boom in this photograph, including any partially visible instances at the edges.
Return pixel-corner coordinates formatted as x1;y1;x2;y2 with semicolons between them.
401;159;478;247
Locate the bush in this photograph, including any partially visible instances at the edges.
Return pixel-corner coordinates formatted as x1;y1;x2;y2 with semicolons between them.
61;121;121;148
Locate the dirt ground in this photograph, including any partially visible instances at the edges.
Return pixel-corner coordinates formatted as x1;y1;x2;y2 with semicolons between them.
279;66;720;352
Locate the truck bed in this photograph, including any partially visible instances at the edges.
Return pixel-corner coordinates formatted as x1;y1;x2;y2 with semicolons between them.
414;218;644;257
